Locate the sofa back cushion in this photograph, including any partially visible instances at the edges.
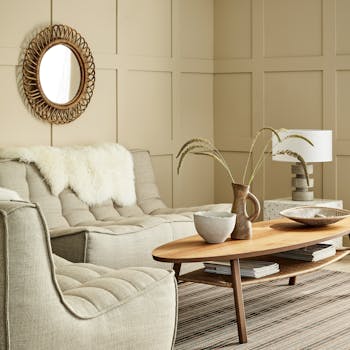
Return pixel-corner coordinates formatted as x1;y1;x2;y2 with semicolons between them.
132;150;166;214
0;149;166;229
0;161;69;228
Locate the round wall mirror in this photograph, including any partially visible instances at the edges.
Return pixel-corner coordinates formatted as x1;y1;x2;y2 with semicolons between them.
39;44;82;105
22;25;95;124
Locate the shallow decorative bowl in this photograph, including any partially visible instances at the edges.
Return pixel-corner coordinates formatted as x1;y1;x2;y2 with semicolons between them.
280;206;350;226
194;211;236;243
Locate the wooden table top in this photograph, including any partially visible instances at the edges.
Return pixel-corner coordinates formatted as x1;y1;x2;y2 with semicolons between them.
152;217;350;263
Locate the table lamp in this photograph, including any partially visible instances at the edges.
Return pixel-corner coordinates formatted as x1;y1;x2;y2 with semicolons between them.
272;129;332;201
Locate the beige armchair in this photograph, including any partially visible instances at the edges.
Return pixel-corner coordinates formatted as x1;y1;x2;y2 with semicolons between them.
0;201;177;350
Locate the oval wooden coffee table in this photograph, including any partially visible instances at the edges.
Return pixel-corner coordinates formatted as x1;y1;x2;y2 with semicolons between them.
152;218;350;344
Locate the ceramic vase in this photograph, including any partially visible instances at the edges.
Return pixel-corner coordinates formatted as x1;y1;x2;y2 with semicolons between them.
231;183;260;240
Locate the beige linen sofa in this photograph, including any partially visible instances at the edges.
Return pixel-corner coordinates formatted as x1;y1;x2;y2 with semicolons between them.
0;200;177;350
0;148;230;270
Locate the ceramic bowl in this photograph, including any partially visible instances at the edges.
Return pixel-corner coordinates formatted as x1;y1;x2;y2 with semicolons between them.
280;206;350;226
193;211;236;243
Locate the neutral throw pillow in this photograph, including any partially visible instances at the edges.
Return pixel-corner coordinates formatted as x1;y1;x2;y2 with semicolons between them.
0;187;22;201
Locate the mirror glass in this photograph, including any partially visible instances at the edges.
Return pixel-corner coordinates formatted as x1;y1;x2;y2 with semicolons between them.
39;44;81;104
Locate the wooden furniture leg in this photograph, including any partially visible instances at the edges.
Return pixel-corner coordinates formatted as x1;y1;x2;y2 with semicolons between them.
289;276;297;285
173;263;181;282
230;259;247;344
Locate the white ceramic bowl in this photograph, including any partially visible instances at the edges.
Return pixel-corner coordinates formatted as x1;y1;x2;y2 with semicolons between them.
193;211;236;244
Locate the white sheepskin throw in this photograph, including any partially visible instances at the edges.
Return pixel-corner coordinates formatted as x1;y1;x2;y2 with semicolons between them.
0;144;136;207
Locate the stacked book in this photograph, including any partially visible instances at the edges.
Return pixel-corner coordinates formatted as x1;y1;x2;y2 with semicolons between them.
204;260;280;278
274;244;336;262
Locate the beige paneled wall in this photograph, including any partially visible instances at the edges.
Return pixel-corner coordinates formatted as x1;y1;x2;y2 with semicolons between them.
0;0;215;208
7;0;349;212
118;0;215;207
0;0;51;146
214;0;350;212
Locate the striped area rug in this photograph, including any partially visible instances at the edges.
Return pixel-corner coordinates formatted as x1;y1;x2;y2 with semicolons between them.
175;270;350;350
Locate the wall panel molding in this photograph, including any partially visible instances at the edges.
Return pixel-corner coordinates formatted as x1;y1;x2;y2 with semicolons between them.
0;0;216;209
214;0;346;208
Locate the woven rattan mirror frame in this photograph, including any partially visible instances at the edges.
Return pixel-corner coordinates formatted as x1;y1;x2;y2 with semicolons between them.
22;24;95;124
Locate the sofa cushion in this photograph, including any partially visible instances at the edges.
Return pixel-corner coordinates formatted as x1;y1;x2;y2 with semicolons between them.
132;150;167;214
26;164;70;228
0;149;164;229
115;203;144;217
151;203;232;215
54;255;173;318
0;144;137;207
0;161;69;229
90;199;121;221
52;215;167;235
59;188;97;226
51;216;174;268
0;160;29;200
50;203;232;269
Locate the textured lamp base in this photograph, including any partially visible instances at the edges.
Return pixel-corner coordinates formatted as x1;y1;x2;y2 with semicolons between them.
291;163;314;201
292;190;314;201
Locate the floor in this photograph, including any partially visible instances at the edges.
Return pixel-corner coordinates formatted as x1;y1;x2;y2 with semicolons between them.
175;269;350;350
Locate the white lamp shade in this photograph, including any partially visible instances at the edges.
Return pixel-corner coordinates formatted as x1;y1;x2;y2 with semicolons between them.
272;129;332;163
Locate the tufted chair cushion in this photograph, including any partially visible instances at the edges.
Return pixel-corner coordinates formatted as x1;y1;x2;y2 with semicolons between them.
53;255;172;318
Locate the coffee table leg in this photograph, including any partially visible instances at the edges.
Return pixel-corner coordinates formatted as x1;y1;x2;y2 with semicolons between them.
289;276;297;285
173;262;181;281
230;259;248;344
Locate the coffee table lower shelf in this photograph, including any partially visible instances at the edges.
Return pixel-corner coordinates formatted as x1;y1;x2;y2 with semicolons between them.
179;250;350;287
